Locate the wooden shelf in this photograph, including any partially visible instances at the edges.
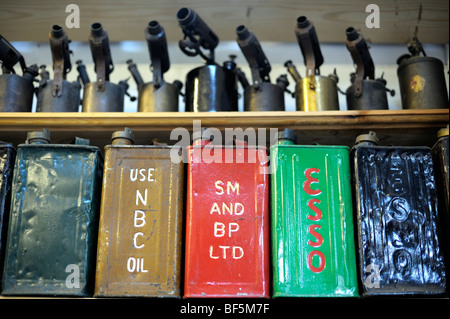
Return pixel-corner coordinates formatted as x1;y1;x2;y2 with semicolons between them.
0;109;448;150
0;0;448;44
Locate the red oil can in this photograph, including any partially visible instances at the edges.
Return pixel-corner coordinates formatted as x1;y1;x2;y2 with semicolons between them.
184;129;270;298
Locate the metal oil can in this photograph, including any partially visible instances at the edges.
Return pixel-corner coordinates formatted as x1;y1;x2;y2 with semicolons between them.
236;25;288;111
184;129;270;297
127;21;182;112
95;128;184;297
270;128;359;297
184;64;238;112
0;34;39;112
351;131;447;296
35;25;81;112
80;23;131;112
295;75;340;111
176;8;238;112
396;36;448;109
285;16;340;111
0;142;16;289
432;125;449;220
1;129;103;297
432;125;449;290
344;27;392;111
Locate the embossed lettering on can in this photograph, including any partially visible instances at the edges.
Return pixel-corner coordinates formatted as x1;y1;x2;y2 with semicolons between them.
95;134;184;297
271;132;359;297
184;138;270;298
352;143;447;295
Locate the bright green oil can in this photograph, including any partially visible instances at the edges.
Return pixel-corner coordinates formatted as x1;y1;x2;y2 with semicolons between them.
270;129;359;297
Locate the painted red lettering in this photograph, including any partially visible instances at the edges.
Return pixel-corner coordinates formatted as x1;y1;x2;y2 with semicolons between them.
307;224;323;248
307;199;322;221
308;250;325;273
303;168;321;195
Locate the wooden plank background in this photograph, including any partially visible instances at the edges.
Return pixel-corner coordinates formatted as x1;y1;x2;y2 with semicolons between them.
0;0;448;44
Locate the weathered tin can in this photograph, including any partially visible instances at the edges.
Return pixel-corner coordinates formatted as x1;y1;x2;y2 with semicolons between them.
351;131;447;296
81;81;125;112
0;143;16;289
36;80;81;112
95;128;184;297
0;35;38;112
35;25;81;112
432;125;449;290
346;79;389;110
243;81;286;111
184;129;270;297
432;126;449;217
396;37;448;109
0;73;36;112
137;81;181;112
270;129;359;297
295;75;340;111
184;65;238;112
1;129;103;296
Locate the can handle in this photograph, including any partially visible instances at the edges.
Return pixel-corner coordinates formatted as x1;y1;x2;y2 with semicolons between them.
73;137;91;145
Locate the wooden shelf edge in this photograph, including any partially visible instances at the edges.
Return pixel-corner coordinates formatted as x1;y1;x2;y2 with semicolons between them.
0;109;448;132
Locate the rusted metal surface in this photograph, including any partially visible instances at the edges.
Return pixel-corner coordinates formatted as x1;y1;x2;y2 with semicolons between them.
397;37;448;109
1;130;103;296
95;129;184;297
0;34;38;112
36;25;81;112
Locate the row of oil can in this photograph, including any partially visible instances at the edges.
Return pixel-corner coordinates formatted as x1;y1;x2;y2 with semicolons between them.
1;8;449;113
0;124;448;298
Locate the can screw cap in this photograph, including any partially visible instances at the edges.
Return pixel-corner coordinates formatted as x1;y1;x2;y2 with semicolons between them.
278;128;297;144
111;127;135;145
26;128;50;144
437;125;449;138
355;131;379;146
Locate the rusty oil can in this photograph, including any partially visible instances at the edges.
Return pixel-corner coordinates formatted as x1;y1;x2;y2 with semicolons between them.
0;142;16;289
95;128;184;297
351;131;447;296
184;128;270;297
127;21;182;112
270;129;359;297
0;35;38;112
396;36;448;109
80;23;132;112
35;25;81;112
1;129;103;296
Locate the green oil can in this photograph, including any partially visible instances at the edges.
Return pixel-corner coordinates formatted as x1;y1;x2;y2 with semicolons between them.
270;129;358;297
1;129;103;297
